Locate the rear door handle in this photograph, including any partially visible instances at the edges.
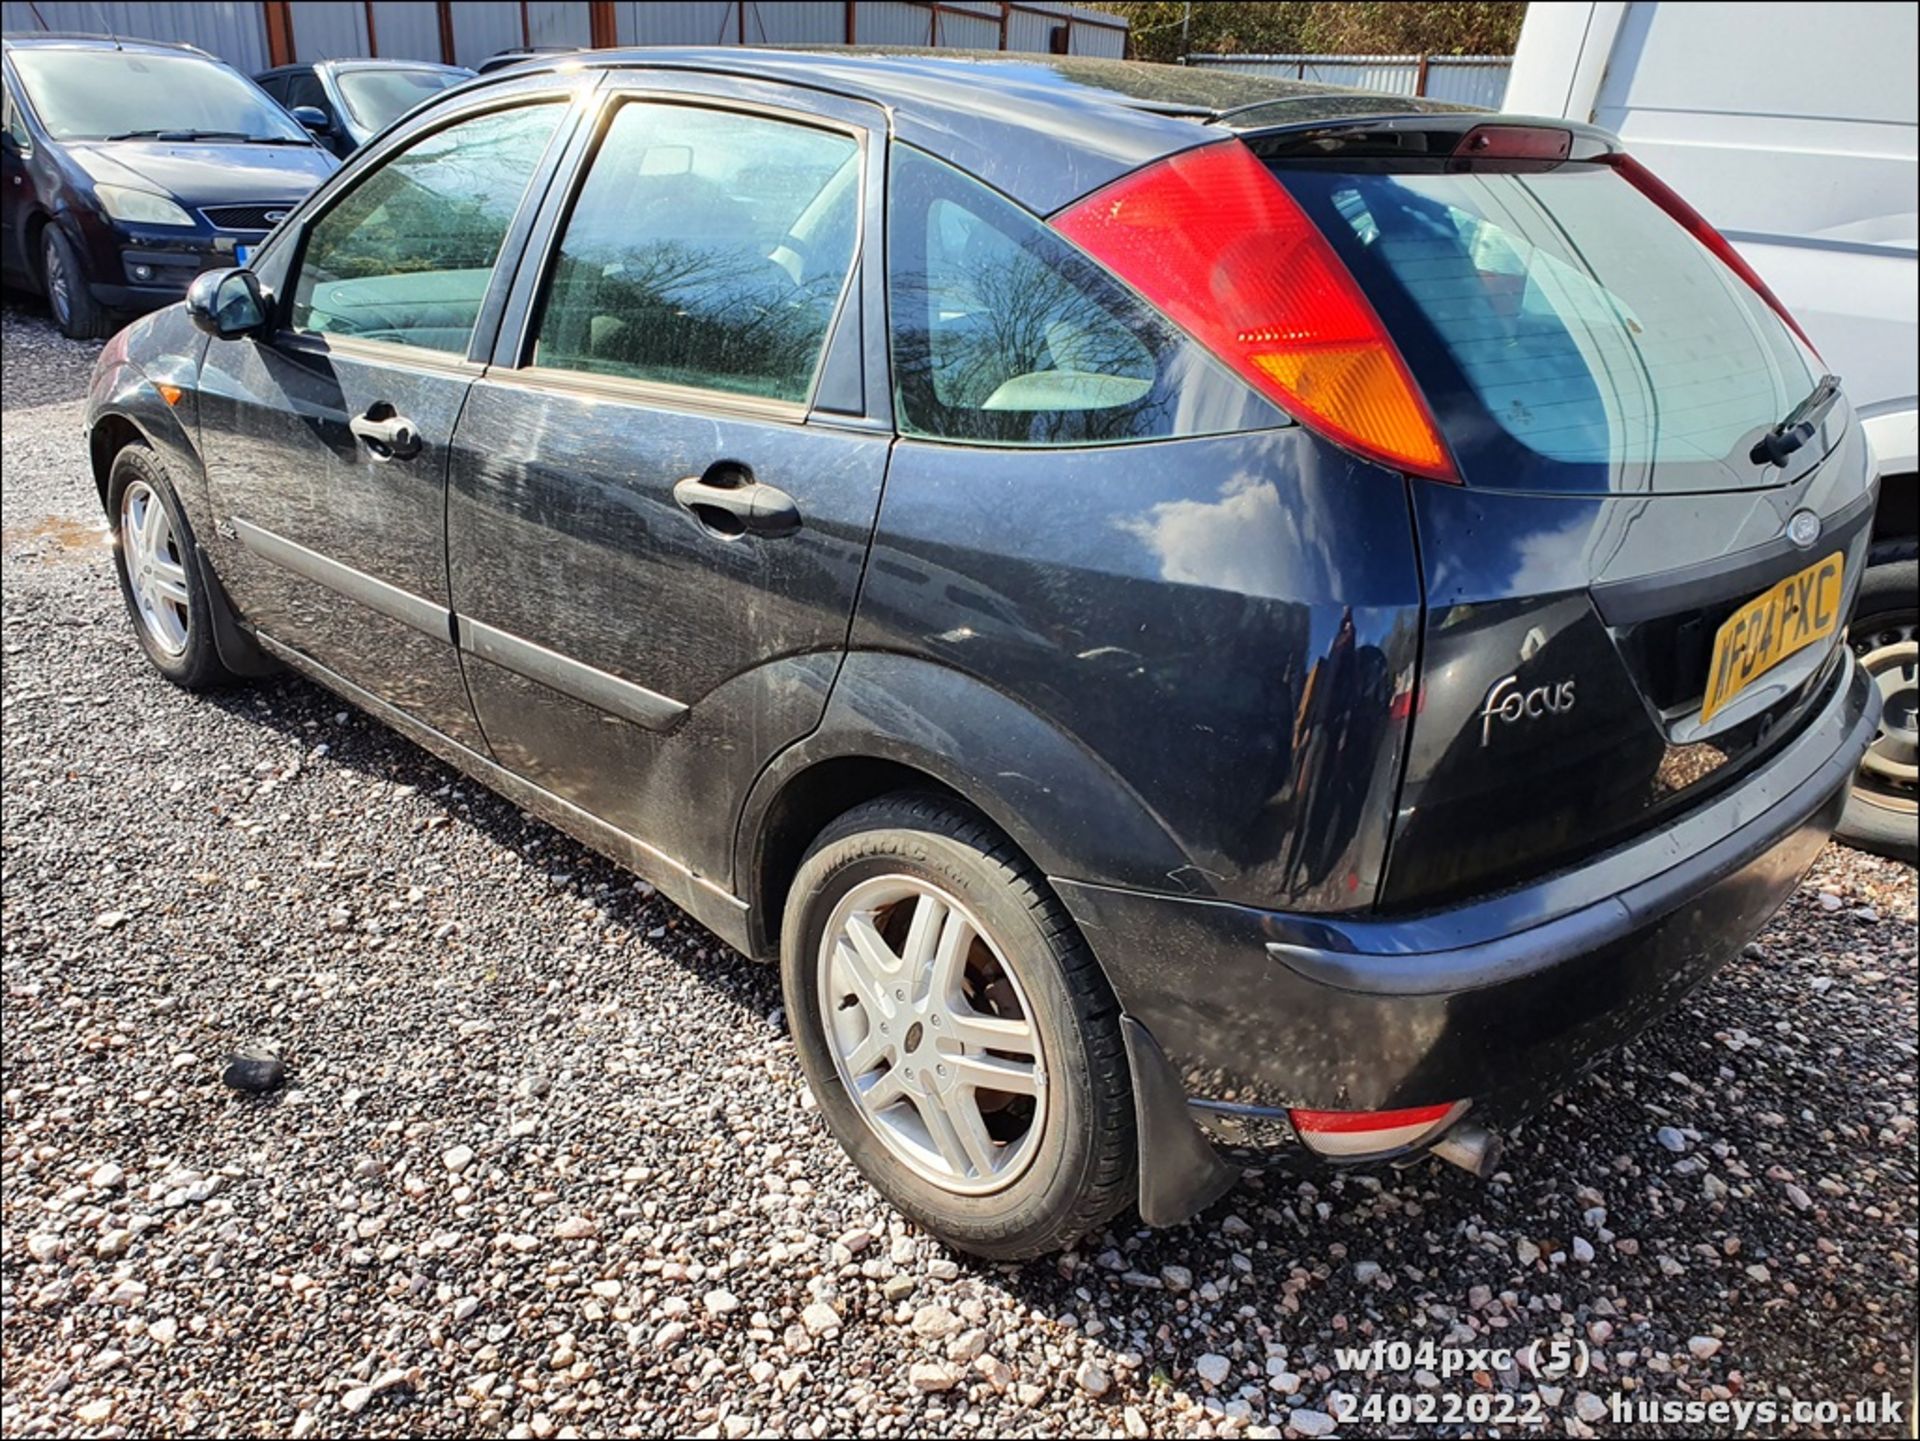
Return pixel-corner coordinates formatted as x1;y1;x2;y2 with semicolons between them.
349;407;420;460
672;464;801;539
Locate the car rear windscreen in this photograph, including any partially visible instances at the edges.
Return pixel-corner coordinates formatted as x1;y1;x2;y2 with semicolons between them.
1270;163;1827;493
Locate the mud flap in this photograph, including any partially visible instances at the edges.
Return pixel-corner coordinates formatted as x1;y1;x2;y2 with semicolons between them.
1121;1017;1241;1227
194;543;280;678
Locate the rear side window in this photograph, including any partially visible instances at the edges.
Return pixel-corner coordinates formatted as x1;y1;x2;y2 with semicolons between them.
532;102;861;404
289;103;560;352
887;146;1275;446
1275;164;1820;492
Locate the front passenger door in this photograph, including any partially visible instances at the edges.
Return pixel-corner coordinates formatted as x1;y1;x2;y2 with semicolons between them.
198;97;569;749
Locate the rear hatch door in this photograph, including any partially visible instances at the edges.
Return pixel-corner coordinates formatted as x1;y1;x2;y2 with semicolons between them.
1256;123;1874;906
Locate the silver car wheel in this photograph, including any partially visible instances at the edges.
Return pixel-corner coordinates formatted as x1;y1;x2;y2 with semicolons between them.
816;874;1047;1195
43;234;71;328
120;479;191;656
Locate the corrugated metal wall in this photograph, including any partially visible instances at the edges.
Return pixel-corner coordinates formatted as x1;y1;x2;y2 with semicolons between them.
290;0;368;61
526;0;591;47
443;3;515;66
2;2;1125;69
1189;53;1512;109
0;0;272;71
371;0;441;61
614;1;738;45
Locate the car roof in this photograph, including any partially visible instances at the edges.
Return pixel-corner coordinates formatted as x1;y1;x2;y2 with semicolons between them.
485;45;1473;214
1;31;215;59
322;58;471;73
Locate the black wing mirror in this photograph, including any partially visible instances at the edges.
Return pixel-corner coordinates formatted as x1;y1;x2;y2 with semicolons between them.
289;104;332;136
186;268;268;339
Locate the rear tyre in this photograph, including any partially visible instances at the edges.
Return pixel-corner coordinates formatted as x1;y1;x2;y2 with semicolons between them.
1836;544;1917;864
41;225;109;341
780;793;1136;1259
107;444;239;691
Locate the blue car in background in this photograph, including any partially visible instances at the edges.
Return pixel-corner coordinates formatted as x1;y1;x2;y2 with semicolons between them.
254;58;474;158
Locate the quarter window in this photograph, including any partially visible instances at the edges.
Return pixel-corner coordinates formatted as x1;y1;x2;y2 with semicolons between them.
532;101;861;403
289;103;561;352
887;145;1269;446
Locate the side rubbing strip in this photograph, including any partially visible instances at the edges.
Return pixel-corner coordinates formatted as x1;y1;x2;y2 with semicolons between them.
459;617;689;733
231;518;451;639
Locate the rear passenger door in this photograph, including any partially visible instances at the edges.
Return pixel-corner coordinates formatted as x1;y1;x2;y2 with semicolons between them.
445;76;890;887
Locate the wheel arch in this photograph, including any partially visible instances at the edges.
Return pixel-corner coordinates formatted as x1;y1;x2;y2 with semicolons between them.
86;365;209;528
1869;468;1917;553
734;650;1195;965
21;205;54;285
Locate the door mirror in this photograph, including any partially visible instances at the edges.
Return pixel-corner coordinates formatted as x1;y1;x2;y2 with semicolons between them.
290;104;332;136
186;268;268;338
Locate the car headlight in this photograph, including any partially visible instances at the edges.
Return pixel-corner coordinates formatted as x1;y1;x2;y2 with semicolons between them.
94;185;196;228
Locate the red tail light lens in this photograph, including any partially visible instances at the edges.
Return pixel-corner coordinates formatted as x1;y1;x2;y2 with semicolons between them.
1052;139;1457;482
1606;152;1820;356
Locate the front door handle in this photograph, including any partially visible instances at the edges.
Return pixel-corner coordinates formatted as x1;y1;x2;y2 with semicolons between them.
672;464;801;539
349;406;420;461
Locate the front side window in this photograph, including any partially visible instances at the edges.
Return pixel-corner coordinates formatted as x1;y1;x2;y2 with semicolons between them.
531;101;861;403
289;103;561;352
887;146;1271;446
9;48;307;143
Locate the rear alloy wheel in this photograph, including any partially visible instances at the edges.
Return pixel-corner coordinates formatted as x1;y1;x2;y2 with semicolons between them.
1837;549;1918;863
782;794;1136;1259
817;875;1048;1194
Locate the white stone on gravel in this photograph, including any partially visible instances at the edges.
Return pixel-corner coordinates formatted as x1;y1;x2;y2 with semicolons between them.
1195;1353;1232;1386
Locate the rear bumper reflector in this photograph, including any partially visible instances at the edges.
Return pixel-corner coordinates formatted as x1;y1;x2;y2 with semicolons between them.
1289;1100;1466;1157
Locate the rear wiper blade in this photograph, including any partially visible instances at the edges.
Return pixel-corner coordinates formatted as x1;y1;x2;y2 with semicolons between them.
1751;373;1843;467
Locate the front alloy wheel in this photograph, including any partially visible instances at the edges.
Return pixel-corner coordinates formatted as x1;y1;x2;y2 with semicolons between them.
106;444;238;690
120;477;193;657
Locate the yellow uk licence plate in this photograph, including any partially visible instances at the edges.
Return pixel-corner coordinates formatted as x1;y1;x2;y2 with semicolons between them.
1700;551;1845;723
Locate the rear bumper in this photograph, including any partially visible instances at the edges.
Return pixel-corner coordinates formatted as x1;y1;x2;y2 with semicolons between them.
1059;651;1877;1214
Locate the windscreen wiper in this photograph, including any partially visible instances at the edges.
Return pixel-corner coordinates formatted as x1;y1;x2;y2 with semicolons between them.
1751;373;1842;467
103;128;287;143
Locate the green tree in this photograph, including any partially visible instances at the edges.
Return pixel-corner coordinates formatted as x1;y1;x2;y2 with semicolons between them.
1095;2;1527;62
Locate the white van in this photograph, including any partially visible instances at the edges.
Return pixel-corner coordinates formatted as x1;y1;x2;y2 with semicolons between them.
1508;0;1917;859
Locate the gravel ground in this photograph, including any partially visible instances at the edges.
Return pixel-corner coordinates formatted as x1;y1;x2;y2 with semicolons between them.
3;298;1916;1440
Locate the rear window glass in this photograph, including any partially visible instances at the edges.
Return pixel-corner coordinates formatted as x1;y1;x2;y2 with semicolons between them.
1273;164;1820;492
888;146;1277;446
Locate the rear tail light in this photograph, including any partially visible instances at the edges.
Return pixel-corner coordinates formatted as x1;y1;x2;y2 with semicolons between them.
1052;140;1458;483
1606;152;1820;356
1289;1101;1465;1157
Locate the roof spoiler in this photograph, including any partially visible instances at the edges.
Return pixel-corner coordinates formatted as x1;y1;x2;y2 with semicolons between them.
1226;112;1623;168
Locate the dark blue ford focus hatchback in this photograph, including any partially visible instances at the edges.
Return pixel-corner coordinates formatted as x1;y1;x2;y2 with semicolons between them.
84;49;1880;1257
